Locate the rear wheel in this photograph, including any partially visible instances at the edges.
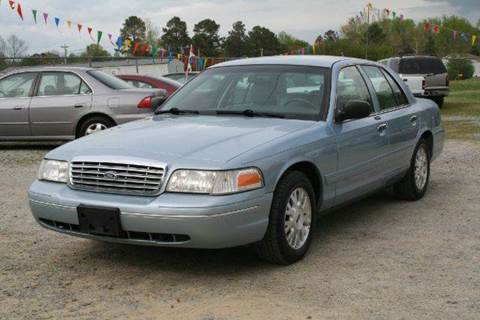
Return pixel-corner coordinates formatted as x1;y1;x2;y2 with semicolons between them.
394;140;430;201
77;116;115;138
431;96;444;108
255;171;316;265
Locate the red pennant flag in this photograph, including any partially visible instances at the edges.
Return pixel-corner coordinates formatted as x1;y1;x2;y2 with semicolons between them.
141;44;150;56
424;22;431;32
16;3;23;20
8;0;15;9
433;24;439;34
132;42;140;54
77;24;83;32
87;27;95;41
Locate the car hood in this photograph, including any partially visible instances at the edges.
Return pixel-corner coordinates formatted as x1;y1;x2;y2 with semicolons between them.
47;115;317;165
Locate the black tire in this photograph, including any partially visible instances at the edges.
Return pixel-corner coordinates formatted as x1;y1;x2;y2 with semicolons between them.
255;171;316;265
431;96;444;108
77;116;115;138
394;140;431;201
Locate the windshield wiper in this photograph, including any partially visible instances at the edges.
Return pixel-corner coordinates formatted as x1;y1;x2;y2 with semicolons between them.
215;109;285;119
155;107;200;115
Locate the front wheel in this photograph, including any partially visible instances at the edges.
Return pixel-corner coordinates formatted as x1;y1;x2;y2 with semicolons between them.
394;140;430;201
255;171;316;265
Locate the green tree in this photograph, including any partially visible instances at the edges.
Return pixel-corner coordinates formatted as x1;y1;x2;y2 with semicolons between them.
278;31;309;53
192;19;222;57
247;26;283;56
81;44;111;57
161;16;191;53
145;18;161;46
447;58;474;80
224;21;249;57
120;16;146;42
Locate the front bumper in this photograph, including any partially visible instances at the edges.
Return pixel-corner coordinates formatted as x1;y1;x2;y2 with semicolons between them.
28;180;272;249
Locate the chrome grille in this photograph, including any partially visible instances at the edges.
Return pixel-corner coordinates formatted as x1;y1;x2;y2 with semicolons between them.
70;161;164;196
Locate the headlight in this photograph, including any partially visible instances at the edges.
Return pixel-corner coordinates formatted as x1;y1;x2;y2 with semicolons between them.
38;159;69;183
166;168;263;195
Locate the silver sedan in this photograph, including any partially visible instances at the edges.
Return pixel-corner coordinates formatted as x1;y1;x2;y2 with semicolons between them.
0;66;166;140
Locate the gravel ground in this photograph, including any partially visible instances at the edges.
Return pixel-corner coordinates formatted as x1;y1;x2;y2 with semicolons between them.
0;140;479;320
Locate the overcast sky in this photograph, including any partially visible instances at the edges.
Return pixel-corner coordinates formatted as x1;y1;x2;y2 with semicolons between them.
0;0;478;55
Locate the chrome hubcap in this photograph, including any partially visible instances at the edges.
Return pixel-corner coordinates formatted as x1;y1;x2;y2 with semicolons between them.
85;123;107;135
414;146;428;190
284;187;312;250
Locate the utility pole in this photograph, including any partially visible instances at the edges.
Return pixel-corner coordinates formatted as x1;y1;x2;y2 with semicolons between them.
61;44;69;65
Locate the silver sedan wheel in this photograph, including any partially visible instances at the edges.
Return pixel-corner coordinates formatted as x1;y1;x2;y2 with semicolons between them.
284;187;312;250
85;123;107;136
414;146;428;190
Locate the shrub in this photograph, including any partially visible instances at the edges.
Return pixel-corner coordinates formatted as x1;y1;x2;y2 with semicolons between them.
447;58;474;80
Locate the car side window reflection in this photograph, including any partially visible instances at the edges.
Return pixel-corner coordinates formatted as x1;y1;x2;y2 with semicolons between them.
362;66;399;111
38;72;88;96
0;73;36;98
336;66;373;117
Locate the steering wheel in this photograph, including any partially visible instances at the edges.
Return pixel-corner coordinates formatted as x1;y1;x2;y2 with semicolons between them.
284;98;316;110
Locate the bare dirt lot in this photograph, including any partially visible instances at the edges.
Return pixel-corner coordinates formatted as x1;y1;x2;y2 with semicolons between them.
0;140;479;320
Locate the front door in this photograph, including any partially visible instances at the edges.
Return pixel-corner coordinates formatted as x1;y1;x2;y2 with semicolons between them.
0;72;37;137
333;66;389;204
29;72;92;137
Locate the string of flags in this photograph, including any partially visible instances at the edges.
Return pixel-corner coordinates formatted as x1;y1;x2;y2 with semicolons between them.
423;22;478;46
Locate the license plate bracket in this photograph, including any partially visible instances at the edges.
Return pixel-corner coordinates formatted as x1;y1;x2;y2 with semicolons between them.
77;205;122;237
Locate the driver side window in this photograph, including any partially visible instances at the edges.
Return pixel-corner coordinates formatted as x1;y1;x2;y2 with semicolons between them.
336;66;373;117
0;73;37;98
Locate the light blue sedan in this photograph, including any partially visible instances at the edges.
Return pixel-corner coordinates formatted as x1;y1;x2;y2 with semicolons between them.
28;56;444;264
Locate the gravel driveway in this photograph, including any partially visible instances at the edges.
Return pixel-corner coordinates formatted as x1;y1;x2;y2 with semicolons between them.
0;141;479;320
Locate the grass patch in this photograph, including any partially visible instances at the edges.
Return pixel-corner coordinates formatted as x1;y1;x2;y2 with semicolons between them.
441;78;480;140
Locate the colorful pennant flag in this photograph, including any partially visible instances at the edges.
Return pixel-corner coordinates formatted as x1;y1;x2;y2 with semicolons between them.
97;31;103;45
43;12;48;24
66;20;72;29
16;2;23;20
77;24;82;32
132;42;140;55
32;9;37;24
87;27;94;41
472;35;477;46
115;36;124;49
54;17;60;27
8;0;15;9
433;24;439;34
424;22;431;32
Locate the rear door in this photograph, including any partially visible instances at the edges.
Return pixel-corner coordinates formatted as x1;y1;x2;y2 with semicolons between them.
29;71;93;137
361;65;419;178
333;66;389;204
0;72;37;137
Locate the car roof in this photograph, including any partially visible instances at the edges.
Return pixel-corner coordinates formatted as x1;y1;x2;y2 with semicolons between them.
3;66;94;76
210;55;370;69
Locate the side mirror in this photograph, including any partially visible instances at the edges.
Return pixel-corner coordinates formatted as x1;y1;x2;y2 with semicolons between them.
335;100;372;122
152;89;168;110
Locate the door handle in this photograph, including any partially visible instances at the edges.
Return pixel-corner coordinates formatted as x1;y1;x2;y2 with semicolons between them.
12;106;23;111
377;123;388;132
74;104;85;108
410;115;417;122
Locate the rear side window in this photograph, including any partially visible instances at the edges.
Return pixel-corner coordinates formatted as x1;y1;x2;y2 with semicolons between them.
399;58;447;75
381;70;409;106
38;72;88;96
87;70;132;90
362;66;398;111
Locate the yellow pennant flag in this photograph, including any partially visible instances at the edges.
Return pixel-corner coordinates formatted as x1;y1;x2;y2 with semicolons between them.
67;20;72;28
312;43;317;55
472;35;477;46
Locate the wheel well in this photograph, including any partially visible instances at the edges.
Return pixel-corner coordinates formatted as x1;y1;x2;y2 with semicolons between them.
420;131;433;156
75;113;116;138
281;162;322;205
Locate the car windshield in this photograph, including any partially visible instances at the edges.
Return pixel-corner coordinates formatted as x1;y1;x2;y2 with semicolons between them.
87;70;132;90
159;66;329;120
399;58;447;75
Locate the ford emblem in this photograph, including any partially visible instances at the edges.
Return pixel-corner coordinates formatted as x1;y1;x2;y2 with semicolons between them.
103;171;118;180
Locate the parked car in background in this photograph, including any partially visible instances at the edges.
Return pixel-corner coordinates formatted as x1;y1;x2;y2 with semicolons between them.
163;72;199;84
117;74;181;96
29;56;444;265
379;56;449;107
0;67;167;140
